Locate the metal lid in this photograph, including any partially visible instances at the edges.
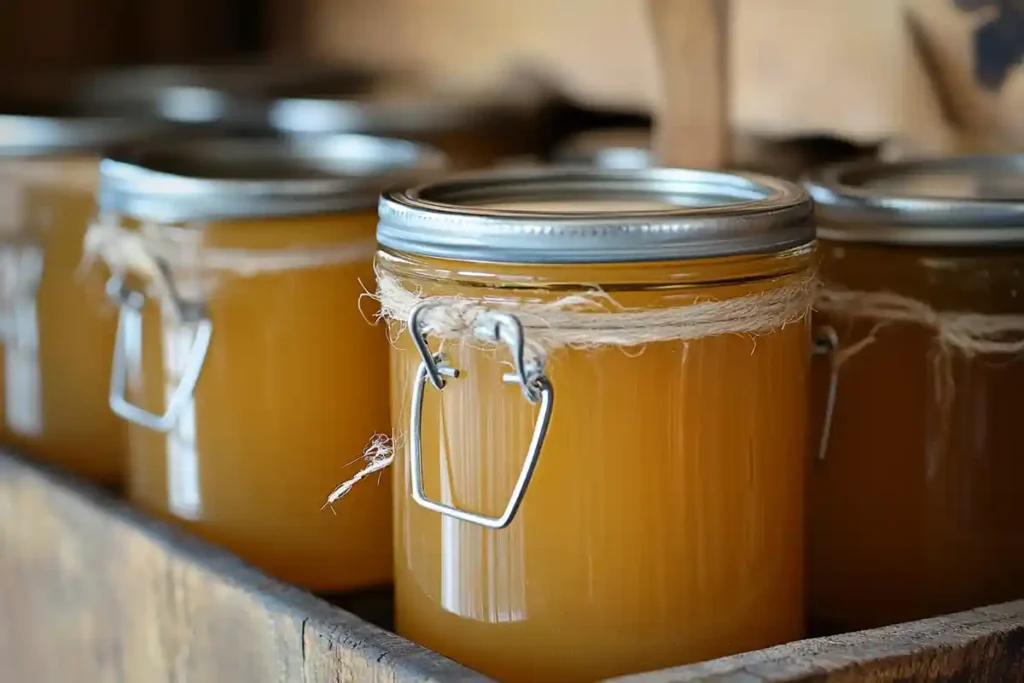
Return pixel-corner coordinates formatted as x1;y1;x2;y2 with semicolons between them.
552;127;655;170
805;155;1024;245
268;75;537;136
0;102;170;157
77;63;370;127
378;166;813;264
98;134;447;222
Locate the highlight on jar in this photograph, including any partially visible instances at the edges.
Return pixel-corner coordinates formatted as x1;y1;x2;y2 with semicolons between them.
331;166;819;682
804;155;1024;635
89;133;446;591
551;125;876;179
76;61;371;131
266;72;546;170
0;101;171;488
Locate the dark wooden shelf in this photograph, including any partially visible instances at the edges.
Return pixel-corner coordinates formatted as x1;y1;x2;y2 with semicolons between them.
1;449;1022;683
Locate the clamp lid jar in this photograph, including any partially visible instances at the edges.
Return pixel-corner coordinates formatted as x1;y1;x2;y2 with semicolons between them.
804;154;1024;632
373;166;816;682
93;133;444;591
0;100;172;486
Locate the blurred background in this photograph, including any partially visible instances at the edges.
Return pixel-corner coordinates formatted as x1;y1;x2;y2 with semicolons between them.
2;0;1021;168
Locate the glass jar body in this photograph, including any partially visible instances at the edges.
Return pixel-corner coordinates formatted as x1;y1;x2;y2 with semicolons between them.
121;211;392;591
0;156;124;486
383;248;814;682
811;238;1024;632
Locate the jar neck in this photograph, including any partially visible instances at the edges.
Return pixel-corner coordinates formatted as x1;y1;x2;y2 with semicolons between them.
377;243;818;293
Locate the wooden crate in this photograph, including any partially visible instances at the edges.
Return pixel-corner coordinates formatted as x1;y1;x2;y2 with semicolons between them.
1;448;1023;683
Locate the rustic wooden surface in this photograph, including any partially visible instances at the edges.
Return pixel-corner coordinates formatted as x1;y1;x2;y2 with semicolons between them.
2;448;1024;683
0;449;491;683
610;600;1024;682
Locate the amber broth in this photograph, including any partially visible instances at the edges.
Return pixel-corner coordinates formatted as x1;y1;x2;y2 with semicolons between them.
383;247;814;682
810;240;1024;632
123;211;393;591
0;157;124;485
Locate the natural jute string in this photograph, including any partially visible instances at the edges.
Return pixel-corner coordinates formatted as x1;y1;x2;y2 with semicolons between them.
325;268;818;506
83;214;376;303
813;284;1024;468
816;287;1024;357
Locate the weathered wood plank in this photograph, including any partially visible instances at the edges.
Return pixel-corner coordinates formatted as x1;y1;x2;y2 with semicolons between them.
0;449;492;683
3;447;1024;683
610;600;1024;682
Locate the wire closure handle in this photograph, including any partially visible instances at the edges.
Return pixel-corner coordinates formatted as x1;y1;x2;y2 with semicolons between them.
407;301;555;529
812;325;839;462
106;272;212;433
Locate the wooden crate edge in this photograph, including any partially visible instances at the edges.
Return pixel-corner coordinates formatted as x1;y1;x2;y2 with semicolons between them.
0;450;492;683
608;600;1024;682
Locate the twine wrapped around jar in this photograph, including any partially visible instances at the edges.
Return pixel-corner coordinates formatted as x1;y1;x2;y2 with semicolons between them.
82;214;377;303
812;284;1024;468
816;287;1024;357
326;266;819;505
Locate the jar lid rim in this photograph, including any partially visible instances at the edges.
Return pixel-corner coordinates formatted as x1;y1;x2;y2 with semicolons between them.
377;166;814;264
78;64;372;127
805;155;1024;246
0;109;171;157
97;134;447;222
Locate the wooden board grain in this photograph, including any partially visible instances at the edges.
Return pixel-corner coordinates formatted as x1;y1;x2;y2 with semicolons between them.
2;448;1024;683
609;600;1024;682
0;449;491;683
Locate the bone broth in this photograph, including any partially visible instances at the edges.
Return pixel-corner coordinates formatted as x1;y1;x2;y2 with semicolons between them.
94;134;444;590
373;167;817;682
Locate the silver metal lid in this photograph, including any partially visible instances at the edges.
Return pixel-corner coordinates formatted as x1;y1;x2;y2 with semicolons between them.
552;128;655;170
805;155;1024;245
0;103;170;157
98;134;447;222
77;63;369;127
268;76;537;136
378;166;813;264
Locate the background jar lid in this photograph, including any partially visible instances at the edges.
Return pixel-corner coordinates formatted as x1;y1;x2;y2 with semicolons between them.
98;133;447;222
805;155;1024;246
268;73;542;137
378;166;813;264
0;101;173;158
76;62;370;128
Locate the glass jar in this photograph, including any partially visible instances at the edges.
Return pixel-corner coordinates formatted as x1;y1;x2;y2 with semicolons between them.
805;155;1024;632
268;75;544;169
94;134;444;591
553;127;876;179
375;167;817;682
77;62;369;130
0;106;168;486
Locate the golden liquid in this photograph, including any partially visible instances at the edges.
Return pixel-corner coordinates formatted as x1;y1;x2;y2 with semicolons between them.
383;247;814;682
810;240;1024;632
0;157;124;486
124;211;392;591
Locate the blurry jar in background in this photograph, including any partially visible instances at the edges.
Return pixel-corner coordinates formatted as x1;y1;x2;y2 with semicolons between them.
805;155;1024;632
377;167;815;681
76;61;370;130
94;134;443;591
552;125;877;178
0;104;168;486
268;74;545;169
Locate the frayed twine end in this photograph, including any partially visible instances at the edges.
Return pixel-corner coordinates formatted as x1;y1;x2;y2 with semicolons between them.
323;434;395;512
